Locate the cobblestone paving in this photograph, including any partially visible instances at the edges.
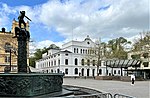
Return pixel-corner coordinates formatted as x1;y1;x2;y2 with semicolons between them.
63;78;150;98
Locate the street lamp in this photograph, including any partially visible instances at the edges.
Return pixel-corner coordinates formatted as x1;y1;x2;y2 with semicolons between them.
4;45;17;72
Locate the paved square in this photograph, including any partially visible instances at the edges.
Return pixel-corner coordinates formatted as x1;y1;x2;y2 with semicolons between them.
63;78;150;98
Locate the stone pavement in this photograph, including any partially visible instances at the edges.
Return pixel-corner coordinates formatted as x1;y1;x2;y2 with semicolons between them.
63;78;150;98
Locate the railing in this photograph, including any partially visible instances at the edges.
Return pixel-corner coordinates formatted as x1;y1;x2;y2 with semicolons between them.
66;93;113;98
114;94;136;98
65;93;136;98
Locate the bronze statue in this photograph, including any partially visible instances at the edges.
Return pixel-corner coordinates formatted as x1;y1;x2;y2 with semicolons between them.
13;11;31;39
18;11;31;29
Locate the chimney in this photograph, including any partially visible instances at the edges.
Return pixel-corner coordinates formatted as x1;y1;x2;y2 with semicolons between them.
2;28;5;32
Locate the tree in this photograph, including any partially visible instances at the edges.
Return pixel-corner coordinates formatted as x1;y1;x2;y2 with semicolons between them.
107;37;131;59
84;39;105;76
132;31;150;51
29;44;60;67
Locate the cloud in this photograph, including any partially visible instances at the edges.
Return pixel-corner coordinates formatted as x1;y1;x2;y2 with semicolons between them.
0;0;149;53
34;0;149;41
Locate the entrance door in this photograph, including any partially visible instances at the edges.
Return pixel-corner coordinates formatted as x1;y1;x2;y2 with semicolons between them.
81;68;84;76
87;69;90;76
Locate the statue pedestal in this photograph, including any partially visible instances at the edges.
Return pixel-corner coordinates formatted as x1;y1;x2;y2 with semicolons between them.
17;29;28;73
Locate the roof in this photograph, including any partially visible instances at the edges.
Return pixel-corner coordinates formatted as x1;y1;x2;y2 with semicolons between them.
105;59;141;68
61;50;72;53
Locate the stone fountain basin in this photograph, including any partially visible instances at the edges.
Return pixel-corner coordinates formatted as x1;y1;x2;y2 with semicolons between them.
0;73;63;97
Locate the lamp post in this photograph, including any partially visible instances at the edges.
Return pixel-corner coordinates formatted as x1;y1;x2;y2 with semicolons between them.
9;48;11;72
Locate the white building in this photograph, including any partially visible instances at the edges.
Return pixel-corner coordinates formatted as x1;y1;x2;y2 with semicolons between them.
35;36;123;77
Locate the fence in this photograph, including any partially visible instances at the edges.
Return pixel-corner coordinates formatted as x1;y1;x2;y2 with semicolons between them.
65;93;136;98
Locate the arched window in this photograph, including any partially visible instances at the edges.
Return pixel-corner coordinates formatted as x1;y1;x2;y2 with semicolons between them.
5;43;11;53
65;59;68;65
77;48;78;53
75;68;78;74
87;59;90;66
81;49;82;54
75;58;78;65
81;59;84;66
74;48;76;53
51;61;53;66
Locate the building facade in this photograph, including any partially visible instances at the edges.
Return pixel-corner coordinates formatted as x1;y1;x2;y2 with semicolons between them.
128;47;150;79
0;19;29;72
36;36;123;77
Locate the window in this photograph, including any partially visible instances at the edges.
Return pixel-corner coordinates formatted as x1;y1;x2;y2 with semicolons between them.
99;69;102;75
65;54;68;56
87;59;90;66
65;59;68;65
49;62;51;67
65;69;68;74
93;60;95;66
83;49;85;54
81;49;82;54
75;58;78;65
81;59;84;65
75;68;78;74
5;56;10;62
114;70;116;74
54;60;56;65
77;48;78;53
143;62;149;67
51;61;53;66
74;48;76;53
118;70;120;74
5;43;11;53
58;59;60;65
87;42;90;44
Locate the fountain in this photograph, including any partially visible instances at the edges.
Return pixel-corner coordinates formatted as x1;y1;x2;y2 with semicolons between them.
0;11;107;98
0;11;63;97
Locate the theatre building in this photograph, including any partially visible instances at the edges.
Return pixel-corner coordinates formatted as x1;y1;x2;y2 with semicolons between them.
36;36;124;77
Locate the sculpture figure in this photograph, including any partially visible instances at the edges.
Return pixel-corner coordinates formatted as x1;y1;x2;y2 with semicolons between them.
18;11;31;29
13;11;31;39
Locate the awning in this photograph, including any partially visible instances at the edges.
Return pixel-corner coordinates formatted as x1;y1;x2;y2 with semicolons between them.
105;59;141;68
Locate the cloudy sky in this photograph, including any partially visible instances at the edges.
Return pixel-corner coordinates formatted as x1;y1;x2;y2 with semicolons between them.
0;0;149;51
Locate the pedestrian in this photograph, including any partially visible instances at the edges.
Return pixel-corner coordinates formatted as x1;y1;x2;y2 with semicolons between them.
131;74;135;85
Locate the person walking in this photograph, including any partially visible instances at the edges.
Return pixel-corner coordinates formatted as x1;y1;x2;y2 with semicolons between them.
131;74;135;85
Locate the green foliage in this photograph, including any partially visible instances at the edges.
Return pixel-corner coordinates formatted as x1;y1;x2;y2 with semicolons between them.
132;31;150;51
131;54;141;59
29;44;60;67
107;37;131;59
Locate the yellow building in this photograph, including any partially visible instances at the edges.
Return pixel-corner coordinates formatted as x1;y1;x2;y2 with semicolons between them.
0;19;29;72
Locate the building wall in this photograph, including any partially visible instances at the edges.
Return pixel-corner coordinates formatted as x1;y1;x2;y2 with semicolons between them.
0;19;29;72
36;36;125;77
